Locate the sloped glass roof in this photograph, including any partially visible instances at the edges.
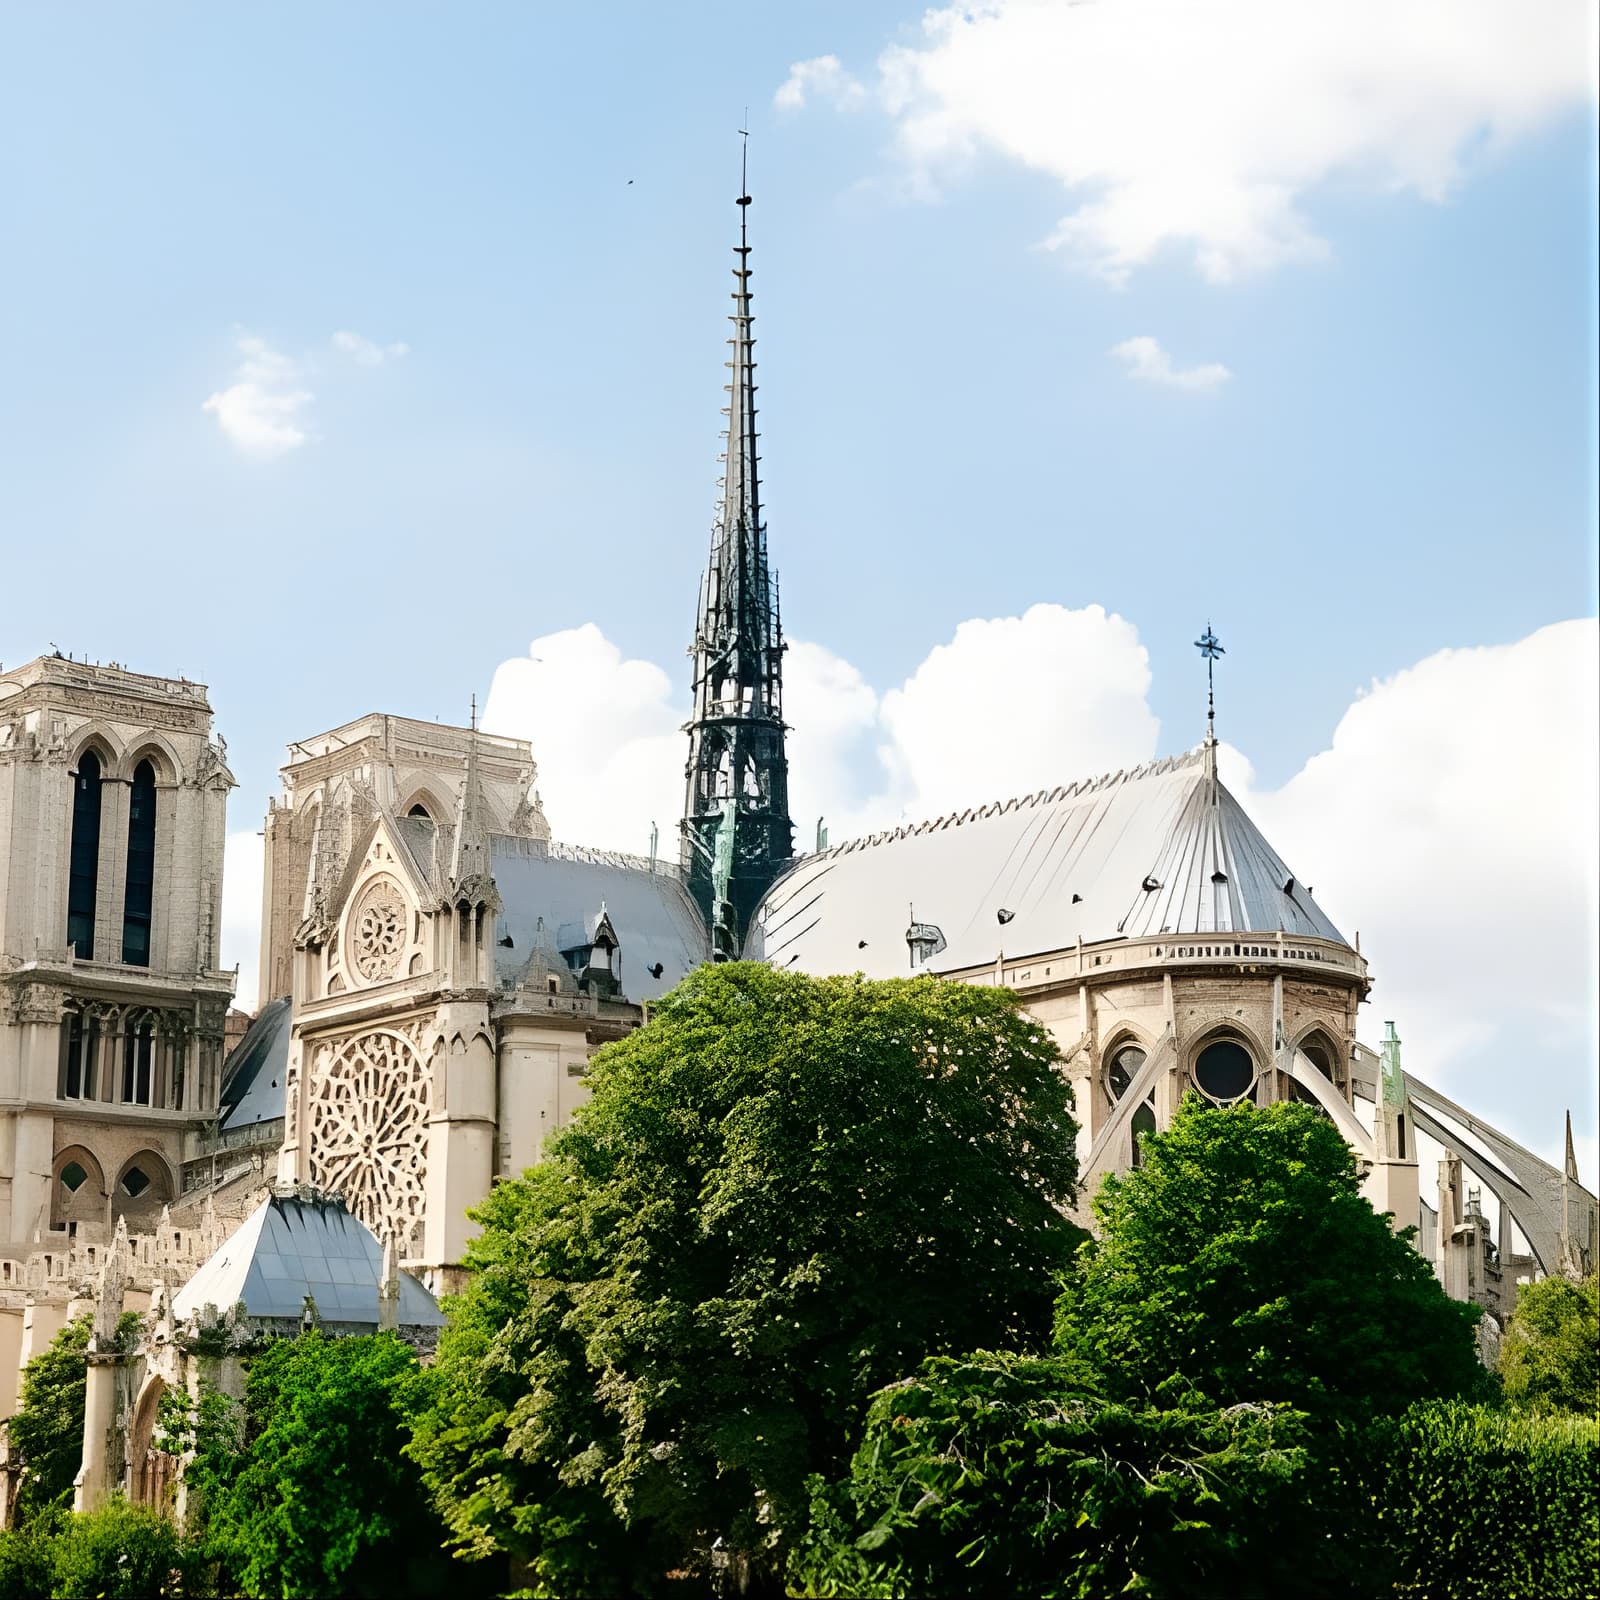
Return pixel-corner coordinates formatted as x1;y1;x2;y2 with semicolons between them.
172;1192;444;1327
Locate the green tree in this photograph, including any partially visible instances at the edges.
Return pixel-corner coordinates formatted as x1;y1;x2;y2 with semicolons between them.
1498;1273;1599;1415
4;1316;90;1526
1056;1098;1484;1423
184;1332;459;1598
411;964;1081;1597
788;1354;1312;1600
47;1500;183;1600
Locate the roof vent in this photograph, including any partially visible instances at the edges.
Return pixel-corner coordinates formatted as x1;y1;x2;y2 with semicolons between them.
857;939;868;949
1211;870;1228;884
1141;875;1161;892
647;962;664;979
1282;875;1295;894
996;908;1015;925
1071;893;1083;904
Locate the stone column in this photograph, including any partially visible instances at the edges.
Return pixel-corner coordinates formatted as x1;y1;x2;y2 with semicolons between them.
73;1353;120;1514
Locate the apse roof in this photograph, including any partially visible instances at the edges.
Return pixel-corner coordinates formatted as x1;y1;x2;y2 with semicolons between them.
745;744;1346;979
171;1192;444;1327
491;837;709;1000
218;997;292;1132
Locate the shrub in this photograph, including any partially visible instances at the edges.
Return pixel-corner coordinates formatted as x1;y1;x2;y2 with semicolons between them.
0;1526;52;1600
47;1499;183;1600
1362;1401;1600;1599
789;1353;1321;1599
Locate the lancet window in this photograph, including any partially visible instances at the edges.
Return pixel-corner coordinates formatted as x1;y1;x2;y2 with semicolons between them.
67;750;103;958
122;758;157;965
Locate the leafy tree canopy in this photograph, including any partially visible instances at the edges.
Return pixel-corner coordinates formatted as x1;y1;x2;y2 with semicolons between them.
185;1332;459;1599
411;964;1082;1597
1055;1099;1484;1423
788;1354;1313;1600
1498;1273;1599;1415
3;1316;91;1526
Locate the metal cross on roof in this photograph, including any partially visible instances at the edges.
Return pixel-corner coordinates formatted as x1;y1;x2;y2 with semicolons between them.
1194;624;1224;739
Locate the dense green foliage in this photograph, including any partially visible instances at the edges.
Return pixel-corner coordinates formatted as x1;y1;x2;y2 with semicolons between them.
1056;1099;1484;1422
3;1316;91;1526
4;1311;143;1529
411;965;1082;1596
1361;1401;1600;1598
184;1333;458;1598
0;1503;182;1599
794;1099;1506;1599
788;1354;1312;1599
45;1499;184;1599
1498;1273;1599;1415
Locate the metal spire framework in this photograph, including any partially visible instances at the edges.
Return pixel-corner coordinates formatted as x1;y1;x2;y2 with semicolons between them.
681;146;794;957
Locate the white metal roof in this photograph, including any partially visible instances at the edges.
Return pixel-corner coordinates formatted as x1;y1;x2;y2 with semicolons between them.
745;743;1346;978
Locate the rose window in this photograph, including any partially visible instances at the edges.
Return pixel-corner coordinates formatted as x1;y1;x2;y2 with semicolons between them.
351;879;407;982
307;1028;430;1248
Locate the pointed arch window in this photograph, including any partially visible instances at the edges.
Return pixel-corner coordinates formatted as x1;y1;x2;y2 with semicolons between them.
122;759;157;966
67;750;103;958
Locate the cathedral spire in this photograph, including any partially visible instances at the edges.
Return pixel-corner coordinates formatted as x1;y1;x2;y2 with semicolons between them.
451;696;490;887
681;148;794;957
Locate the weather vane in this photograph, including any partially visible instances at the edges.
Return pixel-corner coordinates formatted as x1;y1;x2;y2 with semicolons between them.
1194;623;1224;740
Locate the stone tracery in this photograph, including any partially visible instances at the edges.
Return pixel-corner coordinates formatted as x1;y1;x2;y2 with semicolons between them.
306;1025;429;1251
350;876;407;983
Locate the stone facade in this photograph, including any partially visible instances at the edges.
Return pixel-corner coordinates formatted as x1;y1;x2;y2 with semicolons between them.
0;656;235;1416
257;714;547;1010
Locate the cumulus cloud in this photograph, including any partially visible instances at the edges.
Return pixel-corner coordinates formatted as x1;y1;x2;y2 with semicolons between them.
810;0;1596;281
477;608;1594;1181
220;827;265;1013
332;329;410;365
482;624;686;857
1226;619;1597;1156
775;54;866;111
1112;335;1231;390
202;333;313;457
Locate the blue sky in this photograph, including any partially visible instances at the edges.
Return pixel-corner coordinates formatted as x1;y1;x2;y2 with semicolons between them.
1;3;1595;1176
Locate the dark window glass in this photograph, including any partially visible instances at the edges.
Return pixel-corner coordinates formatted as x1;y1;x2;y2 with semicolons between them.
67;751;102;959
1195;1039;1254;1103
62;1009;84;1098
122;759;156;965
120;1165;150;1198
123;1020;154;1105
60;1161;88;1193
407;804;430;819
1107;1044;1146;1101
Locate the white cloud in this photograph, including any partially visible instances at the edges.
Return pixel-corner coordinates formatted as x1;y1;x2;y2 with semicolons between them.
479;609;1594;1183
817;0;1597;281
775;54;866;112
1112;335;1231;390
332;329;410;365
220;827;265;1013
202;333;313;457
1225;617;1598;1182
482;624;685;858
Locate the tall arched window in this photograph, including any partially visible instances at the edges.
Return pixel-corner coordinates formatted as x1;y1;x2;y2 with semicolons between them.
67;751;103;959
122;759;157;966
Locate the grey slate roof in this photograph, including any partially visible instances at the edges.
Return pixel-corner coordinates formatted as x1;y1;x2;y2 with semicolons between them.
219;997;292;1132
491;837;708;1000
745;744;1346;979
172;1192;444;1326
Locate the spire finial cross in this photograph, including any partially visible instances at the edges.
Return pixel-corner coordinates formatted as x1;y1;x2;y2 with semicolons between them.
1194;624;1224;742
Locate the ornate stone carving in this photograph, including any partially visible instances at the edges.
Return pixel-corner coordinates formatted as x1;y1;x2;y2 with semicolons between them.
350;877;407;983
306;1025;430;1250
